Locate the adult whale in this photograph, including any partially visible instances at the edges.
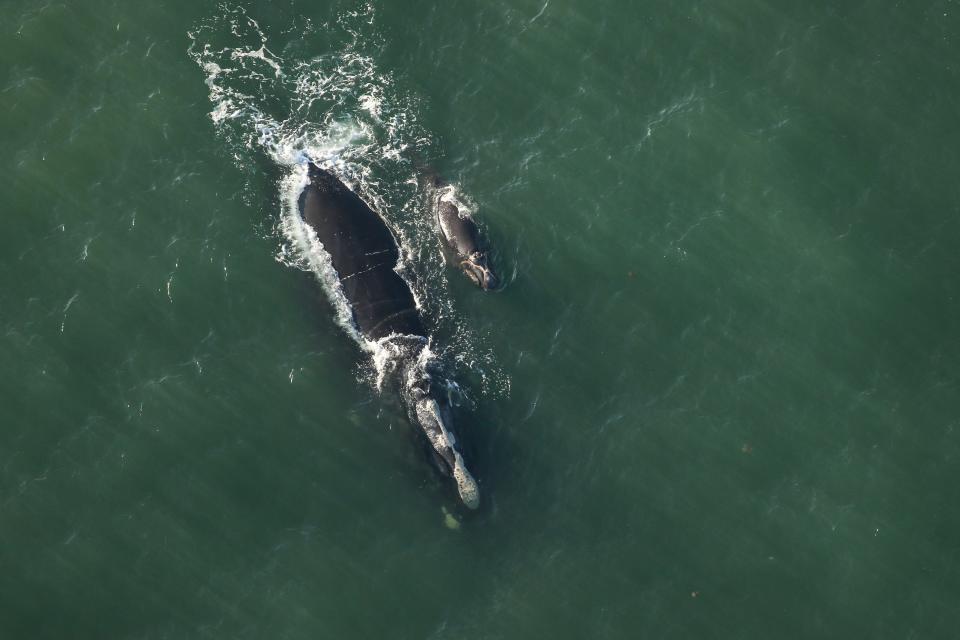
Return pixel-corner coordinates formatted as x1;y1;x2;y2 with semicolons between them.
298;163;480;509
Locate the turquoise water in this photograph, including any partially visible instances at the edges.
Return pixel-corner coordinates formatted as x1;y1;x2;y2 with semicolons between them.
3;1;960;638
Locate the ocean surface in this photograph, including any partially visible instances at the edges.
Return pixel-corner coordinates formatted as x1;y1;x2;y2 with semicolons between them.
3;1;960;638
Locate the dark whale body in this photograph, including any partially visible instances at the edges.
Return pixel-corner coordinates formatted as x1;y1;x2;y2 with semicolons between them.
296;162;480;509
298;164;423;340
423;173;499;290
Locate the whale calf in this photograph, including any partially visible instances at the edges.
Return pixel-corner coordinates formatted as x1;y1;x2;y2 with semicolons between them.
423;173;499;290
298;163;480;508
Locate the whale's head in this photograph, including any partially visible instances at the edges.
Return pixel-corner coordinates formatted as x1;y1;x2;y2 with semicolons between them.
461;251;499;290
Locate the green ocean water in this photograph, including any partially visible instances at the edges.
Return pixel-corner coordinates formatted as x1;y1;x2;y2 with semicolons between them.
3;0;960;638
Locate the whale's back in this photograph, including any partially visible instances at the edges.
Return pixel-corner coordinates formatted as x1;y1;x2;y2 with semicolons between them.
299;165;424;339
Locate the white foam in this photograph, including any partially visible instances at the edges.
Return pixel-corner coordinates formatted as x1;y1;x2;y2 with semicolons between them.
230;45;283;77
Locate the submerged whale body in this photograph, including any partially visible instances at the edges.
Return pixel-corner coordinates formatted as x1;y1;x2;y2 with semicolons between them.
297;163;480;508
